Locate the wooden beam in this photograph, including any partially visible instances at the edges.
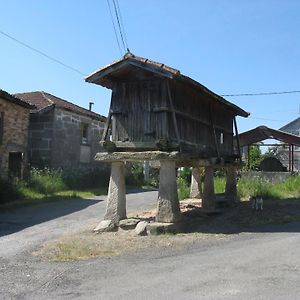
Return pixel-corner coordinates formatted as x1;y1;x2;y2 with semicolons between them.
153;106;232;134
209;103;220;158
102;108;112;141
166;81;181;145
233;117;241;161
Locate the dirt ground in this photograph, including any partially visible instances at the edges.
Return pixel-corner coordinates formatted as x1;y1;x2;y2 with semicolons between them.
35;197;300;262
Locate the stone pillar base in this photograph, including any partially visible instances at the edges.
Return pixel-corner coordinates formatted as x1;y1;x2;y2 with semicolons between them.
225;166;238;204
156;160;181;223
104;161;126;224
190;167;202;199
202;166;215;211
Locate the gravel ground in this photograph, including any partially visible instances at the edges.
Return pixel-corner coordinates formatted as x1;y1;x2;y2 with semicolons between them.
1;191;300;299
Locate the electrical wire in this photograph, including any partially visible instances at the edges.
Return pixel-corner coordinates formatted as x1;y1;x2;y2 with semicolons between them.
221;90;300;97
106;0;123;56
115;0;129;51
0;30;85;76
112;0;127;53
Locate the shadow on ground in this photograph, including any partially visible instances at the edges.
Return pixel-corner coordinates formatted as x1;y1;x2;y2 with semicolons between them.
0;197;103;237
180;197;300;234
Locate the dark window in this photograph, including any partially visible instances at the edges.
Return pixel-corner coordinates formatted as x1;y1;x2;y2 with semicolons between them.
8;152;23;178
81;123;89;144
0;112;4;145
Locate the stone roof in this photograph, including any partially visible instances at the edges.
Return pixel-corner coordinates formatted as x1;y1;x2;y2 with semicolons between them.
0;89;34;109
15;91;106;121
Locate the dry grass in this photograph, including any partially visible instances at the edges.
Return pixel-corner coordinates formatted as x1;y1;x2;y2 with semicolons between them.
34;198;300;262
35;223;225;262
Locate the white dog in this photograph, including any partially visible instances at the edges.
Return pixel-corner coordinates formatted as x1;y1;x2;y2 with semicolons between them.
251;196;263;211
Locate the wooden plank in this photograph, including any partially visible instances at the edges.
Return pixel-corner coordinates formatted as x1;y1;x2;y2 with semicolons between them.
233;116;241;160
101;96;113;141
153;106;232;134
209;103;220;158
166;81;181;144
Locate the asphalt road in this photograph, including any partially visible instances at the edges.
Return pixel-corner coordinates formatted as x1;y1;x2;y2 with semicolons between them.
1;190;300;300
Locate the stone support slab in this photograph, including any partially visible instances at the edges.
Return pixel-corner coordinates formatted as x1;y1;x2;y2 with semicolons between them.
156;160;181;223
104;161;126;224
202;166;215;211
225;166;238;203
190;167;202;199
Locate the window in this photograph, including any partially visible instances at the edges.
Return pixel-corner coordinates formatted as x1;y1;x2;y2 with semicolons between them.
81;123;89;144
0;112;4;145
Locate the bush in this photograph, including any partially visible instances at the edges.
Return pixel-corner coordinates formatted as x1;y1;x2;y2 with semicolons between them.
29;168;66;195
177;176;190;200
214;177;226;193
62;168;110;190
237;177;281;199
177;167;192;200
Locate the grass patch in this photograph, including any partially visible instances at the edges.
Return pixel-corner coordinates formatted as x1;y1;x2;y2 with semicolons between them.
35;226;219;262
0;167;109;208
214;177;226;194
51;240;117;261
29;168;66;195
237;176;300;200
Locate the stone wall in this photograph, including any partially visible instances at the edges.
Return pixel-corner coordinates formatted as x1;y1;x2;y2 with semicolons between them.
51;108;105;170
240;171;291;183
28;109;54;167
0;97;30;178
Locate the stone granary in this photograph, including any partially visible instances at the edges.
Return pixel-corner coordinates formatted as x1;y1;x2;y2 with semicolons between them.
0;89;34;178
86;53;249;225
16;91;107;171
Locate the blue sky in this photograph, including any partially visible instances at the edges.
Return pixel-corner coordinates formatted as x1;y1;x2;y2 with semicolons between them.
1;0;300;133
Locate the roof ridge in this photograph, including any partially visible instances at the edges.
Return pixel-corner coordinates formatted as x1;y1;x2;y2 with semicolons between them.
40;91;55;107
42;91;103;116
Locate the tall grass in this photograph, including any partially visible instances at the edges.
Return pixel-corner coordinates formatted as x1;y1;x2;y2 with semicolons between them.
29;168;66;195
176;172;300;201
214;177;226;194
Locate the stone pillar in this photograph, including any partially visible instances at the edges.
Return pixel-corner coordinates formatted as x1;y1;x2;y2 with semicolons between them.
156;160;181;223
104;161;126;224
190;167;202;199
225;166;238;204
202;166;215;211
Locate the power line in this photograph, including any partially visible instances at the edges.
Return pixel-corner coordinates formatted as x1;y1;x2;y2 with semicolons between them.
221;90;300;97
0;30;85;76
106;0;123;56
115;0;129;50
249;116;289;122
112;0;128;53
1;29;300;99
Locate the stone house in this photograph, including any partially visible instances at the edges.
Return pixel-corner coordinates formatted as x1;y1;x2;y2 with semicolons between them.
279;117;300;170
0;89;34;178
16;91;107;170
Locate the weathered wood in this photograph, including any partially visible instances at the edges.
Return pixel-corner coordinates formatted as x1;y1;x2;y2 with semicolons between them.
166;80;180;144
101;103;113;141
152;106;232;134
209;103;220;158
233;116;241;160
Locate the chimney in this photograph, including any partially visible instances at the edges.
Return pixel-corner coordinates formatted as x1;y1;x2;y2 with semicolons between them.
89;101;94;111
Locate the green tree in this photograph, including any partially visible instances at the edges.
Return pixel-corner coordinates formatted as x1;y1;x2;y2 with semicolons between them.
247;145;262;170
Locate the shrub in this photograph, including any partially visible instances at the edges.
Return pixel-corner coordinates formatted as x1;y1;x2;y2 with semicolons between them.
62;168;110;190
177;167;192;200
177;176;190;200
29;168;66;195
214;177;226;193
